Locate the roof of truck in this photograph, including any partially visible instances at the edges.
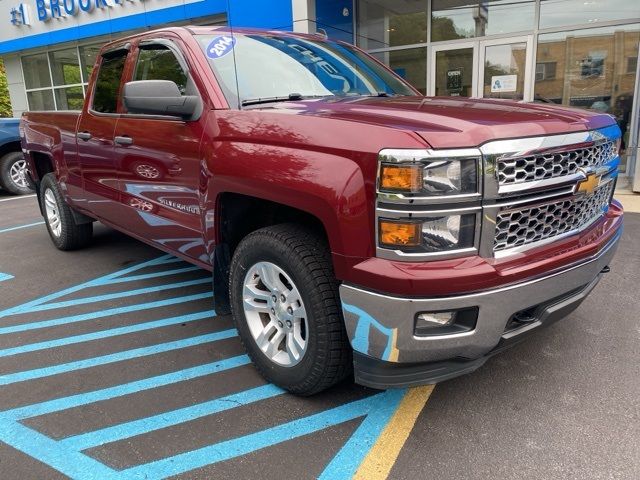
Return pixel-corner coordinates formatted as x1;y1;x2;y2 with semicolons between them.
101;25;331;51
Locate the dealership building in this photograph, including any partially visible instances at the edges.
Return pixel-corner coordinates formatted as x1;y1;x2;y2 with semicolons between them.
0;0;639;190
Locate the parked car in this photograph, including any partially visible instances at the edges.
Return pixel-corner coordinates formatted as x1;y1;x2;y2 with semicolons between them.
0;118;32;195
20;27;623;395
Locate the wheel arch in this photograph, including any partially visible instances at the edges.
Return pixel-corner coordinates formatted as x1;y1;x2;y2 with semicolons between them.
0;140;21;159
209;192;338;315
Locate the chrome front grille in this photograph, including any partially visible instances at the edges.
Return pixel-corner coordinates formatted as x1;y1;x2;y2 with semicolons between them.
493;180;615;252
497;141;616;185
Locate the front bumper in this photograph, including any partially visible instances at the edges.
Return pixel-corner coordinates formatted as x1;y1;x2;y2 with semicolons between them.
340;226;621;389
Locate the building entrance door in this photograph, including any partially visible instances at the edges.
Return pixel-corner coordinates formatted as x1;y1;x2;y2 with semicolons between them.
429;36;534;101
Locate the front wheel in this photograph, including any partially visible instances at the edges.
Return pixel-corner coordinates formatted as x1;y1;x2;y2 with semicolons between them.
229;224;352;395
40;173;93;250
0;151;34;195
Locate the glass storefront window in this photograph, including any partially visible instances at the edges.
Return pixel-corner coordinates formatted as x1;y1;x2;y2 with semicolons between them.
535;24;640;172
431;0;535;42
357;0;428;50
49;48;82;86
371;47;427;94
54;86;84;110
23;45;99;112
26;90;55;110
21;53;51;90
540;0;640;29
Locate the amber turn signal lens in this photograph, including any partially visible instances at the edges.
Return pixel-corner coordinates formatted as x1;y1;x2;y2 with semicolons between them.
379;221;421;247
380;165;422;192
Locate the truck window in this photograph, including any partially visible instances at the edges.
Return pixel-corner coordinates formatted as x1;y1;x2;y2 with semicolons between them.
134;45;188;94
92;50;128;113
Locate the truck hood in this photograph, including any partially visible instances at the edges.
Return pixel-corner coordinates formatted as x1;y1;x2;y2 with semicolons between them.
274;96;616;149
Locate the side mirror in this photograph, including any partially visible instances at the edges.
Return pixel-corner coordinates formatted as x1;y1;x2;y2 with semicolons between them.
123;80;199;119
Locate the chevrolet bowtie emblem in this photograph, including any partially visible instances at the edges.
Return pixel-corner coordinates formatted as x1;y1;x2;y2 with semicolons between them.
575;172;599;195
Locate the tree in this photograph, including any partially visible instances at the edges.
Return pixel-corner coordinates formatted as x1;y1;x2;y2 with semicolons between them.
0;60;13;117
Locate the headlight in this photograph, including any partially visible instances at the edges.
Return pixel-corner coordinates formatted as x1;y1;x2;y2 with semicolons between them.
421;214;475;252
378;150;479;197
378;213;476;253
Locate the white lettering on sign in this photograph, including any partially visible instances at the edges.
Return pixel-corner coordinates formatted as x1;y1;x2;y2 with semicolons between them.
10;0;139;25
206;35;236;59
490;74;518;93
10;3;31;25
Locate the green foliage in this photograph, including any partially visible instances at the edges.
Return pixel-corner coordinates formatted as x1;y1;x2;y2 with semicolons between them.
431;16;466;42
62;63;82;85
389;12;428;47
0;60;13;118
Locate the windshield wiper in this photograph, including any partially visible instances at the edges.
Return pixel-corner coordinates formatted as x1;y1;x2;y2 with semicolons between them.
241;93;323;107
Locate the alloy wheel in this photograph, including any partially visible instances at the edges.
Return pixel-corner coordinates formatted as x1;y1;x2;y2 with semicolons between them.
9;158;29;189
44;188;62;237
242;261;308;367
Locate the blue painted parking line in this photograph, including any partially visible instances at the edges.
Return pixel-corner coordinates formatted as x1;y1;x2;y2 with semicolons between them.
0;292;212;335
121;390;404;480
3;355;252;421
0;221;45;234
0;329;238;385
0;254;180;317
0;272;14;282
0;418;129;480
319;389;405;479
20;277;211;314
61;384;285;450
0;310;215;358
106;265;202;284
0;254;412;479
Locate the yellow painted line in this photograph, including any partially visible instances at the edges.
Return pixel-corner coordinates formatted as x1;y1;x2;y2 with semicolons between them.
354;385;435;480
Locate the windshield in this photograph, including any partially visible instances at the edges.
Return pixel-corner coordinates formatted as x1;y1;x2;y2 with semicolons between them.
196;33;417;107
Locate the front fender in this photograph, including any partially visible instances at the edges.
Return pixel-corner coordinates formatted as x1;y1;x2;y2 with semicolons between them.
203;144;371;260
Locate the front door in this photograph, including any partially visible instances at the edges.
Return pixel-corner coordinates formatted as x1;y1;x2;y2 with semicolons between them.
431;42;477;98
429;36;533;100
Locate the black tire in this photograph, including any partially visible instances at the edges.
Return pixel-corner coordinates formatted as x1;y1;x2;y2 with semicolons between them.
0;151;33;195
229;224;352;395
40;173;93;250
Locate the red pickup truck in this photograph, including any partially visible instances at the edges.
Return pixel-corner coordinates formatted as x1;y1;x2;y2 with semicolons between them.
20;27;623;395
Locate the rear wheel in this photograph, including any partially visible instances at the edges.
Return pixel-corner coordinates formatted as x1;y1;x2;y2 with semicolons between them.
229;224;352;395
0;151;33;195
40;173;93;250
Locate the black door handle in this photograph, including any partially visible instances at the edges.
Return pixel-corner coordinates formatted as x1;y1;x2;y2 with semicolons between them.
77;131;92;141
114;135;134;146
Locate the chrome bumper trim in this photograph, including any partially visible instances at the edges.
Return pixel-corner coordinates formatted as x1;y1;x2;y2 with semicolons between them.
340;227;621;364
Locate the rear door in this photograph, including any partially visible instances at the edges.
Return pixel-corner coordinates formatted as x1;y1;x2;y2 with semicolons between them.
77;47;129;221
113;38;208;262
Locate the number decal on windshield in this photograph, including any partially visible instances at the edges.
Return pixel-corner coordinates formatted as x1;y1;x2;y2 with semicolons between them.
206;36;236;59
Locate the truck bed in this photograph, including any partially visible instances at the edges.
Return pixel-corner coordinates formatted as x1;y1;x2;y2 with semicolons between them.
21;111;81;181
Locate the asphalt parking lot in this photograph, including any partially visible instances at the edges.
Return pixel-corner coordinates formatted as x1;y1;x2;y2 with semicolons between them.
1;191;639;480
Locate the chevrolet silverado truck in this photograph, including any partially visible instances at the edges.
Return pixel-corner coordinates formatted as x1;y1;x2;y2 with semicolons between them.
0;118;32;195
20;27;623;395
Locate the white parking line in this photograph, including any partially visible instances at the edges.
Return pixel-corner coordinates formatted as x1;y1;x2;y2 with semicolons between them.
0;194;37;203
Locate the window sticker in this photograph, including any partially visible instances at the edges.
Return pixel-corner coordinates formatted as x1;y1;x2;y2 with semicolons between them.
491;74;517;93
206;36;236;59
